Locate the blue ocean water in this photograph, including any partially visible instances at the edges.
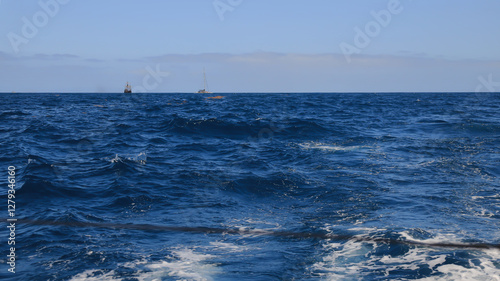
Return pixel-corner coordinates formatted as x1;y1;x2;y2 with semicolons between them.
0;92;499;280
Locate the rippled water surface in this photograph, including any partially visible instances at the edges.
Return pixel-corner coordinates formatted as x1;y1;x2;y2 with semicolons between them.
0;92;499;280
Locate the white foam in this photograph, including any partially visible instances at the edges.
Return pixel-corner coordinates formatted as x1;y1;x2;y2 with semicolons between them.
418;249;500;281
209;241;249;253
347;226;387;232
142;249;219;281
472;194;500;200
311;230;500;280
298;142;366;152
121;258;149;269
69;270;120;281
226;218;283;238
109;152;147;164
399;231;460;246
110;154;121;163
70;248;220;281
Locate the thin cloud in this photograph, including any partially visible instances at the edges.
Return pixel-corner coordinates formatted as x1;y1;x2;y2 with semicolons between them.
0;52;81;61
142;52;500;69
1;52;499;92
31;53;81;60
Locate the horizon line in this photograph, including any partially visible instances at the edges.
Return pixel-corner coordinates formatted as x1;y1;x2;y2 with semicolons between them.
1;91;499;94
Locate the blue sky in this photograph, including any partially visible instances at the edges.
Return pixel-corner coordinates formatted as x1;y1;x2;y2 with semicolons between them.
1;0;499;92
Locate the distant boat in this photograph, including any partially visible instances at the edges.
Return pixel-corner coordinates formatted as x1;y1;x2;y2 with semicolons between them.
124;82;132;93
197;69;212;94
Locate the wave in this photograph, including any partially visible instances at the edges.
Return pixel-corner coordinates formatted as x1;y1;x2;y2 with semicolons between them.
311;228;500;280
157;115;332;140
222;173;304;197
106;194;162;211
463;122;500;134
109;152;147;165
298;141;367;152
0;110;30;119
13;153;147;200
283;118;329;136
160;116;257;138
21;122;61;135
144;104;164;112
16;175;93;200
69;247;221;281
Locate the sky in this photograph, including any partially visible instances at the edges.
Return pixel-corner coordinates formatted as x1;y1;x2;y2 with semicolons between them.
0;0;500;93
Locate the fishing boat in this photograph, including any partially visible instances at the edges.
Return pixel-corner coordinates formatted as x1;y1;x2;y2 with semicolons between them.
124;82;132;93
197;69;212;94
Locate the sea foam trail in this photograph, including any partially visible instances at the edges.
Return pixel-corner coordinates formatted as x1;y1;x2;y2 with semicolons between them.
14;219;500;250
311;230;500;281
69;245;244;281
298;142;367;152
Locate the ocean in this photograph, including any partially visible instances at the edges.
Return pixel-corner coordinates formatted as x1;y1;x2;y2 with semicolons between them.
0;92;499;280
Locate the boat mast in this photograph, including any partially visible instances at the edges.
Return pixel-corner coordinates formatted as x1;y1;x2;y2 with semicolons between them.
203;68;209;91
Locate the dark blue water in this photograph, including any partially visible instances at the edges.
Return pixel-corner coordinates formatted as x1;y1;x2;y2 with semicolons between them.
1;92;499;280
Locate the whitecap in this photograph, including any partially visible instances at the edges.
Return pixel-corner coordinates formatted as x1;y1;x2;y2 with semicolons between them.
69;247;220;281
69;269;120;281
311;229;500;280
209;241;249;253
298;142;366;152
109;152;147;164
